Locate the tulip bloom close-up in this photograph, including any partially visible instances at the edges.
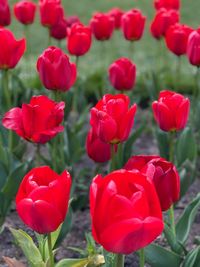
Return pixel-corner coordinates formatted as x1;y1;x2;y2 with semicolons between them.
109;57;136;91
37;46;76;91
90;12;115;40
90;170;164;254
124;155;180;211
14;0;37;25
0;28;26;70
67;23;92;56
152;90;190;132
0;0;11;26
187;29;200;66
2;95;65;144
90;94;137;144
16;166;72;234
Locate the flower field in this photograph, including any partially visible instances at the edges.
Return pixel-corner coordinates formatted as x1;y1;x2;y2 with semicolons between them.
0;0;200;267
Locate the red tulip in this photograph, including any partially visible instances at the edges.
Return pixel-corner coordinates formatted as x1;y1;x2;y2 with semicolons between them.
187;29;200;66
86;128;115;163
108;7;124;29
152;90;190;132
0;28;26;70
0;0;11;26
165;24;193;56
124;155;180;211
109;57;136;91
37;46;76;92
121;9;146;41
90;12;115;41
90;169;164;254
90;94;137;144
154;0;180;10
67;23;92;56
14;0;37;25
2;95;65;144
16;166;71;234
50;17;68;40
150;8;179;40
39;0;64;27
66;16;81;28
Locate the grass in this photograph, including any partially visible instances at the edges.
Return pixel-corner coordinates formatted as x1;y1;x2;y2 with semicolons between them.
7;0;200;97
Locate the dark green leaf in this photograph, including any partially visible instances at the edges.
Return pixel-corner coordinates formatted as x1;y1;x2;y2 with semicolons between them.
182;246;200;267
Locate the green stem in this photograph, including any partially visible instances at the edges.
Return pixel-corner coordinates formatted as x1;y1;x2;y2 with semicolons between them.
175;56;181;90
169;131;175;163
116;254;124;267
48;28;52;47
75;56;79;69
169;204;176;237
36;144;41;166
47;233;54;267
2;69;11;108
194;67;200;99
129;41;134;58
110;144;116;171
139;248;145;267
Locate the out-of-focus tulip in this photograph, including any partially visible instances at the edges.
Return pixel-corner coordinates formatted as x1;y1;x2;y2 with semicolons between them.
121;9;146;41
154;0;180;10
187;29;200;66
124;155;180;211
90;12;115;41
109;57;136;91
2;95;65;144
67;23;92;56
165;23;193;56
39;0;64;28
150;8;179;40
37;46;76;91
108;7;123;29
90;169;164;254
90;94;137;144
14;0;37;25
86;128;115;163
152;90;190;132
50;17;68;40
16;166;71;234
0;28;26;69
0;0;11;26
66;15;81;28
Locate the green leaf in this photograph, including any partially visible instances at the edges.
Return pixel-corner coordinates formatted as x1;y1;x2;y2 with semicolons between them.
163;223;183;254
144;244;182;267
182;246;200;267
176;193;200;244
176;127;197;166
55;258;89;267
102;250;116;267
155;129;169;159
10;228;45;267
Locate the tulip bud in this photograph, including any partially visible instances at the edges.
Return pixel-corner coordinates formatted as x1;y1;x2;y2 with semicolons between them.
108;57;136;91
14;0;37;25
152;90;190;132
150;8;179;40
187;29;200;66
0;0;11;26
50;17;68;40
108;7;124;29
121;9;146;41
67;23;92;56
37;46;76;92
0;28;26;70
16;166;72;234
90;12;115;41
154;0;180;10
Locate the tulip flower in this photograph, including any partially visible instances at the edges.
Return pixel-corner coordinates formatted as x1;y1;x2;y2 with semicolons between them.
90;169;164;254
39;0;64;28
90;12;115;41
2;95;65;144
66;15;81;28
90;94;137;144
16;166;71;234
108;57;136;91
187;29;200;67
121;9;146;41
37;46;76;91
67;23;92;56
165;23;193;56
152;90;190;132
0;28;26;70
0;0;11;26
14;0;37;25
108;7;124;29
50;17;68;40
150;8;179;40
154;0;180;10
124;155;180;211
